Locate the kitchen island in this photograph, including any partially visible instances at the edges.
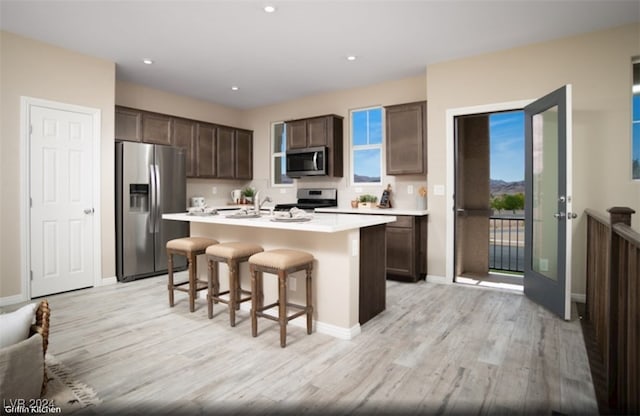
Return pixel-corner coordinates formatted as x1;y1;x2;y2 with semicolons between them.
163;212;396;339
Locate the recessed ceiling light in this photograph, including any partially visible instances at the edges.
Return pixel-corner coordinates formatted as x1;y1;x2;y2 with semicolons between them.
346;55;357;61
231;86;239;91
143;59;153;65
264;5;276;13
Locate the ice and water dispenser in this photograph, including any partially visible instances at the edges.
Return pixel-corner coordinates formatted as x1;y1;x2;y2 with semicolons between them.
129;184;149;212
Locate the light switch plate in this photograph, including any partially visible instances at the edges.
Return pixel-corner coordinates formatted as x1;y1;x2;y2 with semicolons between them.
433;185;445;196
211;186;217;195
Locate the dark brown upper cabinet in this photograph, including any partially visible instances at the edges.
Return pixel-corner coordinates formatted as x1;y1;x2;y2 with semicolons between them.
285;114;343;177
115;107;142;142
141;112;172;145
171;118;196;177
385;101;427;175
216;126;235;179
195;123;216;178
115;106;252;180
216;127;253;180
234;129;253;180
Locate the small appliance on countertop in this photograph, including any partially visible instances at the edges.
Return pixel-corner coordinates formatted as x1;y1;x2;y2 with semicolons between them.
190;196;206;208
274;188;337;212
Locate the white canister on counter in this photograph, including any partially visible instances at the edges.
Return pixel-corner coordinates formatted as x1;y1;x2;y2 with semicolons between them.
190;196;206;208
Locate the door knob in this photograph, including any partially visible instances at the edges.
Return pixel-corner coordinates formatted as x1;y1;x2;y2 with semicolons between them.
568;212;578;219
83;208;94;214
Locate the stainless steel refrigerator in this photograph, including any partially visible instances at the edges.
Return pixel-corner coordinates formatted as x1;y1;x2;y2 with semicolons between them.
116;141;189;282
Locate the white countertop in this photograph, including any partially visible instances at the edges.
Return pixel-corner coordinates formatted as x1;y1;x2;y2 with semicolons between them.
163;211;396;233
316;207;429;216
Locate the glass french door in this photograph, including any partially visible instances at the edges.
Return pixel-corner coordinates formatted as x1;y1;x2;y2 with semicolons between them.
524;85;573;320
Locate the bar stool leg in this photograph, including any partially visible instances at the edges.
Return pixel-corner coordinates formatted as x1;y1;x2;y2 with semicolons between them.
228;260;238;327
250;265;258;337
306;265;313;334
279;270;287;348
168;252;175;307
207;259;217;319
188;253;197;313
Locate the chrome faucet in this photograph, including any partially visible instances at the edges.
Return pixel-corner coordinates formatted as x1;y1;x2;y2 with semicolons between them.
253;191;272;211
259;195;272;209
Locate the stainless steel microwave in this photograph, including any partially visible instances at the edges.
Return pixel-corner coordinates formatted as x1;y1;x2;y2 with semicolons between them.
286;146;328;177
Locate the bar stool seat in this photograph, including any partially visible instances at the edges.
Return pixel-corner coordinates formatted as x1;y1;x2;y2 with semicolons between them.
167;237;218;312
249;249;314;347
206;242;264;326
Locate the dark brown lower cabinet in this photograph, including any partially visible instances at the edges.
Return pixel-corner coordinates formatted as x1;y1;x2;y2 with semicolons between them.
386;215;428;282
359;224;387;324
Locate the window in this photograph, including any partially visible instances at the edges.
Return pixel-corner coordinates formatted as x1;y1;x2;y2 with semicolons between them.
351;107;383;184
633;59;640;180
271;122;293;186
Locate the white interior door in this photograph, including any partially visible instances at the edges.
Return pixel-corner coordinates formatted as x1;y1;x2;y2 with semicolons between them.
30;105;95;297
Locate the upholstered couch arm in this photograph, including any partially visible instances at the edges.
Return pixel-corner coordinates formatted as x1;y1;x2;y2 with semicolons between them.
0;333;45;400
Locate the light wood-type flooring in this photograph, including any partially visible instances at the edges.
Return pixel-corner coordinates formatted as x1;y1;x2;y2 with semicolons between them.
42;277;598;415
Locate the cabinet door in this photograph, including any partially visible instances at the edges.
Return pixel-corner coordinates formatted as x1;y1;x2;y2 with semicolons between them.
386;215;416;278
172;118;196;177
115;107;142;141
195;123;216;178
235;129;253;179
386;227;415;277
386;101;426;175
286;119;308;149
142;112;172;145
216;126;235;179
307;117;328;147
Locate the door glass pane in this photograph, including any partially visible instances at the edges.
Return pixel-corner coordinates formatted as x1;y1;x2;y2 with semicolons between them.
532;106;559;281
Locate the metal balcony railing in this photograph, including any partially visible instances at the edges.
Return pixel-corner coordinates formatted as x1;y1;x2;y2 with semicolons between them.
489;215;524;273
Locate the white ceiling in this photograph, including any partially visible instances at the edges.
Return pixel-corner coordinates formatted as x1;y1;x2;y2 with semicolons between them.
1;0;639;110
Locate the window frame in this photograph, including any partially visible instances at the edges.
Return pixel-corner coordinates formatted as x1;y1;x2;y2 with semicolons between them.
349;106;384;186
270;121;294;187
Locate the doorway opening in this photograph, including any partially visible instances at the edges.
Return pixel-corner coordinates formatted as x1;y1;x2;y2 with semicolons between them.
454;110;525;292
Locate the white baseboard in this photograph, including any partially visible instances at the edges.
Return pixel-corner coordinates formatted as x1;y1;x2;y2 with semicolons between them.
97;276;118;286
426;274;449;284
0;293;29;308
236;302;359;340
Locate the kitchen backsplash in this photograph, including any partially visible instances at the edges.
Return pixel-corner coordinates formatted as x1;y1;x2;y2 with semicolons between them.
187;176;428;210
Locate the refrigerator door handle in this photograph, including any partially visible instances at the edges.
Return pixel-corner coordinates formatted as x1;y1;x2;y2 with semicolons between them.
154;164;161;233
148;164;156;234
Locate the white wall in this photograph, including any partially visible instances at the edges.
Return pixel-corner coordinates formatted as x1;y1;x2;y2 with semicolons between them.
426;23;640;294
0;30;115;298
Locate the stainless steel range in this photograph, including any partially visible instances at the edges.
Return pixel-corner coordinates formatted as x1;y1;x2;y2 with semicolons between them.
274;188;337;211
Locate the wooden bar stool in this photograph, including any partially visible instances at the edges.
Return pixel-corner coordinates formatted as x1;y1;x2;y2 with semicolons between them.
206;242;264;326
249;249;314;347
167;237;218;312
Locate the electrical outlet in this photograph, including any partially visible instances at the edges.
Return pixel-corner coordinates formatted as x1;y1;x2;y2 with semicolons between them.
211;186;217;195
407;185;414;195
433;185;445;196
289;276;296;291
280;188;287;194
355;187;363;193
